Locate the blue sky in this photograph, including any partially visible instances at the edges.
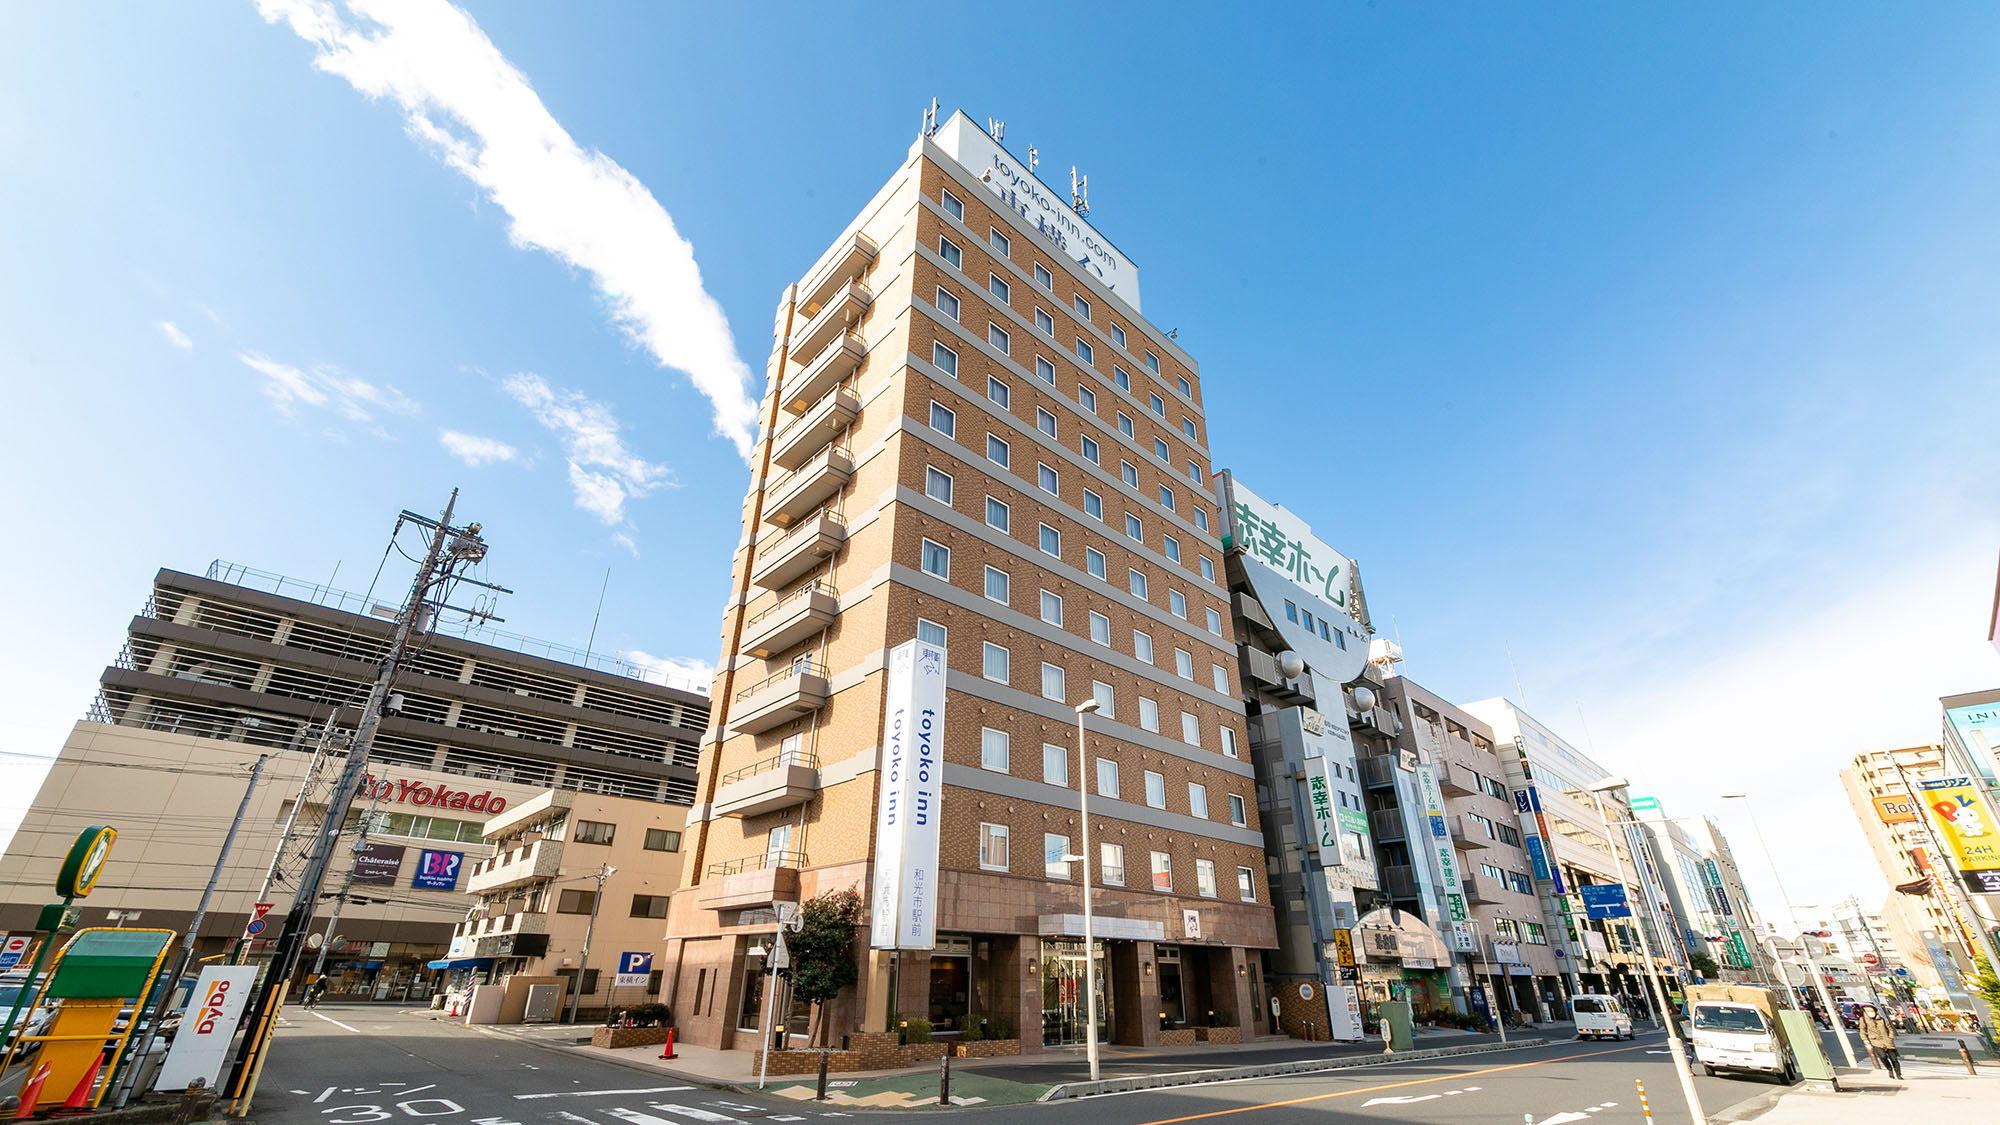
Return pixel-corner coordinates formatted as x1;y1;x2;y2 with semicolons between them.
3;2;1998;914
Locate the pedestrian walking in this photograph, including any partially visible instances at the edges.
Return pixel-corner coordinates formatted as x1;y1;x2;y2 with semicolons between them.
1858;1004;1901;1079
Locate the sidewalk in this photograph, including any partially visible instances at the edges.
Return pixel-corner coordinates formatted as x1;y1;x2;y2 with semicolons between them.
1718;1053;2000;1124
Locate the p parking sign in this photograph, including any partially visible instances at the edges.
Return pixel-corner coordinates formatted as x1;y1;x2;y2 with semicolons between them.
614;951;653;988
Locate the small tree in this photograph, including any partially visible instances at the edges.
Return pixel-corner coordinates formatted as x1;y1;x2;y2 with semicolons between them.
1687;952;1720;979
785;887;862;1046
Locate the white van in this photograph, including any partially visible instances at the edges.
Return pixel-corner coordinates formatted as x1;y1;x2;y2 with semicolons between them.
1688;989;1795;1083
1572;994;1634;1040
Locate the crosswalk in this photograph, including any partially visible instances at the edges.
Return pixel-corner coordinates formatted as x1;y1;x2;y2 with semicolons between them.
286;1086;854;1125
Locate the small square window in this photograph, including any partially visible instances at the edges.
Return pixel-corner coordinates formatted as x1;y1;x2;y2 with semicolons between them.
941;188;963;219
1114;366;1131;391
1076;338;1094;365
1179;375;1192;396
1302;608;1315;632
1221;726;1238;758
1085;546;1107;579
982;641;1010;683
938;238;962;269
1169;590;1187;618
1125;513;1143;541
1096;758;1119;798
984;565;1010;603
1040;589;1063;627
1092;679;1114;714
988;323;1010;354
1078;384;1097;413
925;466;953;504
1089;611;1111;645
644;828;682;852
1073;294;1091;320
1149;392;1165;417
980;823;1009;870
1035;308;1055;335
1150;850;1172;892
1081;435;1100;463
1199;557;1215;581
1144;770;1166;809
989;273;1010;302
1284;600;1298;622
936;287;960;320
1187;460;1202;484
1182;417;1197;440
1189;782;1209;819
921;538;950;579
1039;523;1061;556
1229;793;1247;827
988;376;1010;409
1101;842;1126;886
990;228;1010;256
986;495;1010;532
1196;858;1218;898
1117;412;1135;437
1212;664;1229;693
1139;697;1160;733
1034;262;1054;289
1206;607;1223;636
1128;568;1148;598
1043;743;1068;786
1180;711;1201;746
929;401;956;436
987;434;1010;467
981;727;1010;772
1159;486;1176;511
1121;461;1138;486
1084;490;1103;520
1154;437;1171;462
1175;649;1194;679
1133;631;1154;663
918;618;948;647
1145;351;1161;373
1163;535;1181;562
1041;661;1066;702
1193;508;1209;533
932;342;958;375
1037;462;1058;493
1237;866;1256;901
1036;356;1056;385
1037;408;1057;438
1111;324;1126;348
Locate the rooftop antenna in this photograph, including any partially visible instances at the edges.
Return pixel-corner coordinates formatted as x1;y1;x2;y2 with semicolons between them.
1070;166;1090;215
921;97;938;137
1029;146;1038;172
1505;640;1528;706
988;118;1005;140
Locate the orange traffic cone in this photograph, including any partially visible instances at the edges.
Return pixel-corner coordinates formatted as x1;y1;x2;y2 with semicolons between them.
14;1061;52;1117
61;1053;104;1110
659;1027;677;1060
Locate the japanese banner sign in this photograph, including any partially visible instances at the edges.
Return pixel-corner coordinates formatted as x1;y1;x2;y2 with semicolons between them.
1221;478;1357;613
1415;764;1468;922
1306;758;1340;862
1918;778;2000;871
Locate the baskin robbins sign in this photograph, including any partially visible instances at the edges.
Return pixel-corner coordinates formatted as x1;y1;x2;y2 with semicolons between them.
359;773;508;815
870;638;947;950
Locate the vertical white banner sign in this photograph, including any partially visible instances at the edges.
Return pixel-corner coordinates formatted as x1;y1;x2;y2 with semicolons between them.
870;639;947;949
1305;757;1341;864
153;965;257;1091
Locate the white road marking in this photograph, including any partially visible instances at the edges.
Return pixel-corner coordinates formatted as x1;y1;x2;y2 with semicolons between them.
606;1111;700;1125
1534;1114;1594;1125
553;1113;594;1125
643;1105;745;1124
514;1089;695;1100
770;1118;807;1122
311;1011;363;1033
1362;1094;1440;1106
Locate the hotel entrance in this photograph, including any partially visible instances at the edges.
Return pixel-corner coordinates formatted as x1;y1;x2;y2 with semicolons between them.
1039;938;1111;1047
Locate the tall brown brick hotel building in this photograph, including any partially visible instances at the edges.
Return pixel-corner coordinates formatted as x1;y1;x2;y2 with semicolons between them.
663;111;1277;1054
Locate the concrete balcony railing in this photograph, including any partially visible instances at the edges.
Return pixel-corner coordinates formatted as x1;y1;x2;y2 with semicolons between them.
740;581;838;659
1438;763;1477;797
467;839;563;894
765;445;854;525
1461;873;1501;905
726;662;829;736
790;279;871;361
699;850;805;911
782;331;866;416
713;751;819;818
797;234;876;318
1450;815;1495;850
750;510;846;590
772;388;860;471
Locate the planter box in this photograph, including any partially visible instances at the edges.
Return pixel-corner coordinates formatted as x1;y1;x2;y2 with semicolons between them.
898;1042;948;1064
1158;1029;1198;1047
1196;1027;1241;1044
952;1039;1022;1058
592;1026;675;1049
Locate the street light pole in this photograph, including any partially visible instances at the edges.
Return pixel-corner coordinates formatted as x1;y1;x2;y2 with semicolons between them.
1072;698;1101;1082
566;864;615;1025
1588;778;1706;1125
1721;792;1860;1068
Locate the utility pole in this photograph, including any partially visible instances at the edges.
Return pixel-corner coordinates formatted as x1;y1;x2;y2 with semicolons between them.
226;492;499;1115
566;864;615;1025
234;723;339;964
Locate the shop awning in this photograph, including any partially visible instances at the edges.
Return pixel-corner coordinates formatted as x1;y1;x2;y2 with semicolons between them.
425;957;494;970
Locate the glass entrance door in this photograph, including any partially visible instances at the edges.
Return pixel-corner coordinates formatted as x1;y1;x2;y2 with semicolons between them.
1040;939;1111;1046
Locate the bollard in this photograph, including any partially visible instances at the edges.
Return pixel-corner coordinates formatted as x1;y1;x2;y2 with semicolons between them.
938;1051;951;1107
659;1027;678;1060
1961;1041;1978;1075
815;1051;830;1101
1634;1079;1652;1122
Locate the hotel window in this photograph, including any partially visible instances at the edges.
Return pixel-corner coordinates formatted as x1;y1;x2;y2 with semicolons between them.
1036;356;1057;385
1187;460;1202;484
982;641;1009;683
1168;590;1187;618
1078;384;1097;413
987;434;1010;467
1128;568;1148;598
1193;507;1209;533
1154;437;1171;462
1159;485;1176;511
1175;649;1194;679
1237;866;1256;901
989;273;1010;302
917;618;947;647
938;237;962;269
1076;338;1093;365
1081;435;1100;464
936;287;960;320
557;889;598;914
929;401;956;437
1037;463;1058;493
1206;607;1223;636
986;496;1009;532
1196;859;1218;898
644;829;682;852
1100;843;1126;887
1150;851;1173;892
1179;375;1192;396
1121;461;1139;486
1040;589;1064;626
1035;308;1055;336
1111;323;1126;348
1041;662;1066;702
932;342;958;376
1089;611;1111;645
989;227;1009;256
1180;711;1201;746
988;323;1010;355
1045;834;1072;880
983;565;1010;604
1039;523;1061;556
1117;412;1135;437
1034;262;1053;289
1085;546;1107;579
1133;630;1154;663
1084;490;1103;520
1139;697;1160;733
1145;350;1160;373
1092;679;1115;714
1073;294;1091;321
979;823;1009;870
1096;757;1119;798
1125;513;1143;542
1114;366;1131;391
1220;726;1238;758
1199;557;1215;582
924;466;953;504
981;727;1010;772
1182;417;1197;440
1189;783;1209;819
987;376;1010;409
941;188;963;219
1163;534;1181;563
1037;408;1058;438
574;820;616;845
920;539;950;579
1144;770;1166;809
1043;743;1068;786
1212;664;1228;693
1149;392;1165;417
1229;793;1247;826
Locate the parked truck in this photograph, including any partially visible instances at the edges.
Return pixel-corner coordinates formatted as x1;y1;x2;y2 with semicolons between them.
1686;984;1798;1083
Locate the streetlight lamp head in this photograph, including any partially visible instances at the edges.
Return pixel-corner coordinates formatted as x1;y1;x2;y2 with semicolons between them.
1075;699;1100;714
1588;776;1629;794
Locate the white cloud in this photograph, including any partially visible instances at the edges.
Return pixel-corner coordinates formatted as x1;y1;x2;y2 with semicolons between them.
625;650;714;693
258;0;760;458
240;351;419;425
156;320;192;350
502;373;669;525
438;429;518;466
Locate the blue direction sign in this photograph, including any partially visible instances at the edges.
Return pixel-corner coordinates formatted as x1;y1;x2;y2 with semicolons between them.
1580;884;1632;919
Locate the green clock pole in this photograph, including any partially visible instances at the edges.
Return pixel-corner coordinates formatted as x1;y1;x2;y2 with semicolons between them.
0;899;69;1063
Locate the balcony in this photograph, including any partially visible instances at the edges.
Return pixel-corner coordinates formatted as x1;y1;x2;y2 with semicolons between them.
782;332;866;415
1461;873;1501;904
726;662;829;736
1450;815;1495;850
1237;645;1314;703
765;446;855;525
699;850;805;910
772;388;860;471
1369;807;1407;843
713;752;820;818
798;234;877;317
1438;764;1476;797
1382;865;1420;900
1359;755;1397;790
467;839;563;894
740;581;839;659
791;279;872;361
750;511;847;589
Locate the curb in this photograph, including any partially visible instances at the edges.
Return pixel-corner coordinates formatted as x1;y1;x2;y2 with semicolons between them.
1038;1037;1553;1099
442;1019;738;1089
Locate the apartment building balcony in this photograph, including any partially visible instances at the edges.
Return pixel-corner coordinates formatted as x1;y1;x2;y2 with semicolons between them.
782;332;866;415
771;389;860;471
765;445;855;525
798;234;876;318
712;752;819;818
470;909;548;939
1461;873;1501;905
740;581;838;659
1382;865;1420;900
726;662;829;736
750;511;846;589
1369;807;1407;843
1237;645;1314;704
466;839;563;894
1450;815;1494;850
1438;764;1477;797
1359;754;1397;790
791;279;872;360
699;850;805;910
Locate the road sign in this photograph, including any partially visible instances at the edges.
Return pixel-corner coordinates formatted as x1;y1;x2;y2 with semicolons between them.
1630;796;1660;812
242;902;274;939
1581;884;1632;919
0;936;31;971
614;951;653;988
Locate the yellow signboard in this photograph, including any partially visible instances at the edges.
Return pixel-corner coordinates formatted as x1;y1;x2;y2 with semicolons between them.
1918;778;2000;871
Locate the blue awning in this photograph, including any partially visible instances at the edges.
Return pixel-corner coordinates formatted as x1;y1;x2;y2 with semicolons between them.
425;957;494;970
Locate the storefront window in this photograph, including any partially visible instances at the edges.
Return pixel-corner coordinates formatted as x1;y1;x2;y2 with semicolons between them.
1040;938;1111;1046
928;935;973;1027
